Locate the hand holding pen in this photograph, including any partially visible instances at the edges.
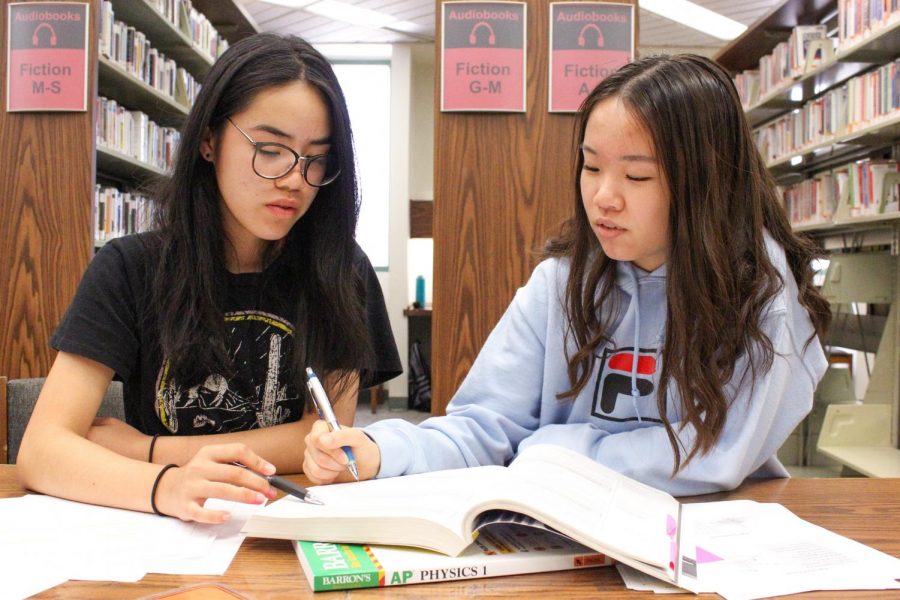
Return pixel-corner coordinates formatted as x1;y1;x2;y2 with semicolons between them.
151;443;324;523
305;368;360;481
302;419;382;485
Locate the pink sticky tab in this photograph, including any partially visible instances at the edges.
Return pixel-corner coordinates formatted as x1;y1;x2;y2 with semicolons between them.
696;546;724;564
666;514;677;537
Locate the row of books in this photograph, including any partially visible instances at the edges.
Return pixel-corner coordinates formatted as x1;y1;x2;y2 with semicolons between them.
838;0;900;46
734;25;830;106
754;58;900;163
781;158;900;226
99;1;200;107
95;185;153;245
144;0;229;59
734;3;900;108
96;96;181;172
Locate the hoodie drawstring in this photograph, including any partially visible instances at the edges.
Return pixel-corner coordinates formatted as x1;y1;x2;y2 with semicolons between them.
630;269;643;423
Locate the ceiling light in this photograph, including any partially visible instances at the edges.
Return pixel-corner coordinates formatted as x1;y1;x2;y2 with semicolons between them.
388;20;429;35
640;0;747;41
260;0;317;8
305;0;396;29
315;43;392;60
261;0;431;41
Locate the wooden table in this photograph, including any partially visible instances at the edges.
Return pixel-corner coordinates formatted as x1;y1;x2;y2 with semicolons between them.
2;466;898;599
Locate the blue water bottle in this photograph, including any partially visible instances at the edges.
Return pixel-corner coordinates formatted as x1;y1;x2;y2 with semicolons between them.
415;275;426;307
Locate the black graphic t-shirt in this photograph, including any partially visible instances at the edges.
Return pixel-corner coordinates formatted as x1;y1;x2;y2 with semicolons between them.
51;233;402;436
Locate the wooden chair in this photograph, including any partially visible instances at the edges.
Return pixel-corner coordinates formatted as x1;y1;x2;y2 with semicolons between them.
2;377;125;464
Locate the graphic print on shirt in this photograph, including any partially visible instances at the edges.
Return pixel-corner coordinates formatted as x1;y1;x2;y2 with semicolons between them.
154;311;300;433
591;346;662;423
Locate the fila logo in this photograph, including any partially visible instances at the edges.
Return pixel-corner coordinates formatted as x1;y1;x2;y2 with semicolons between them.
591;347;662;423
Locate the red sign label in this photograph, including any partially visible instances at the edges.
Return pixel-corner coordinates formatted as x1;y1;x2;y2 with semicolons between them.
7;2;90;112
441;2;527;112
549;2;634;113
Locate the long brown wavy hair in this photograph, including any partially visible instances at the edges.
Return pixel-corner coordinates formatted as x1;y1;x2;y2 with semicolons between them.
545;54;831;473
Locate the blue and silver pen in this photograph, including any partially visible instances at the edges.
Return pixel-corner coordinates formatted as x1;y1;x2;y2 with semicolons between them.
305;367;360;481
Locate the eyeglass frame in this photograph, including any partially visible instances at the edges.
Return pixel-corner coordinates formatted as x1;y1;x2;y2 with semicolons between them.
225;117;340;187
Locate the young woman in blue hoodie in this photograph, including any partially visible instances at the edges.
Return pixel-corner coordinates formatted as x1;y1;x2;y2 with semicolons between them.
304;54;832;495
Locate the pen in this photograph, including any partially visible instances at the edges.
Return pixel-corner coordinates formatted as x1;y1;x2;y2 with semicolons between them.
234;463;324;505
267;474;324;505
305;367;360;481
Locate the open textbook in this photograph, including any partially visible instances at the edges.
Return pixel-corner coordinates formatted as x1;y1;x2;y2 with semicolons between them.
242;444;900;596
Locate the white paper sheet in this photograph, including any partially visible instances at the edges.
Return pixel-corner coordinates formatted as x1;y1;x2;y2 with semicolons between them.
616;563;682;594
678;500;900;600
0;494;263;599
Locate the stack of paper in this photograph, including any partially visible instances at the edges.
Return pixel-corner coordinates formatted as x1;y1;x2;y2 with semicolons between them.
677;500;900;599
0;494;260;599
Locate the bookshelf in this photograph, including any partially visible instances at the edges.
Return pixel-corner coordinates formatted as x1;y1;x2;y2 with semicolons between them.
97;55;189;126
716;0;900;477
0;0;257;380
744;17;900;127
106;0;215;76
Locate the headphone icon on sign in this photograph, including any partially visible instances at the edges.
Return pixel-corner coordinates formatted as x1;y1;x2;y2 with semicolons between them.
32;22;58;46
468;21;496;46
577;24;604;48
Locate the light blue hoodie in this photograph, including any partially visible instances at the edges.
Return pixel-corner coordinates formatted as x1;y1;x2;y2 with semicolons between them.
366;236;827;495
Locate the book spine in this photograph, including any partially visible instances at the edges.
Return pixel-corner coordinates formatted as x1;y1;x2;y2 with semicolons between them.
398;552;610;587
311;554;610;591
296;541;383;592
312;571;380;591
295;540;611;592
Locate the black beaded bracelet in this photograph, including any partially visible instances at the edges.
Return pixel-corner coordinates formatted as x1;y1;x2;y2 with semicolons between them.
148;434;160;463
150;463;178;516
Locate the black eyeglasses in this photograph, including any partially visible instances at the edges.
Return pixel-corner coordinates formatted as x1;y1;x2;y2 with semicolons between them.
226;117;340;187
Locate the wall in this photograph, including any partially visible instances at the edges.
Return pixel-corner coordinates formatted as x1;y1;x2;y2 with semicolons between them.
384;42;437;403
409;44;435;202
407;43;436;311
385;44;412;401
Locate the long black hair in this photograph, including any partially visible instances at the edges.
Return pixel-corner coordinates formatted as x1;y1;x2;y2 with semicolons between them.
150;33;371;402
545;54;831;471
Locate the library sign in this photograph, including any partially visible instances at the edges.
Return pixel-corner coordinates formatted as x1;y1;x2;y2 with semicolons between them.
441;1;526;112
6;2;90;112
549;2;634;112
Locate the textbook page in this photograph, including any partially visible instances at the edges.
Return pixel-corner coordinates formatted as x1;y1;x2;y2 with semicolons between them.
246;466;524;554
678;500;900;600
506;444;679;581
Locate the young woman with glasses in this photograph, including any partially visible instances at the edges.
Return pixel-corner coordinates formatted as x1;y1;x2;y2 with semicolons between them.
17;34;401;523
304;54;832;496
